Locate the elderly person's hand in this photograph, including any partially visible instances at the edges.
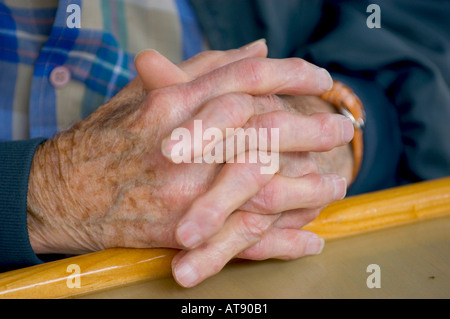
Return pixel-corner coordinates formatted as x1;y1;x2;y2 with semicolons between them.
135;45;353;287
26;40;352;288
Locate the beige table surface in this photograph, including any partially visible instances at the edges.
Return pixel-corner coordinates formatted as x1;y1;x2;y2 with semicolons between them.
81;215;450;299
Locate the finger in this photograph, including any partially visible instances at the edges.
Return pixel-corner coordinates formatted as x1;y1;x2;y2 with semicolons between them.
198;111;353;164
166;111;353;170
171;249;189;269
238;111;354;153
236;228;325;261
176;171;344;251
178;38;268;78
278;152;319;178
196;57;332;96
135;39;268;90
173;211;279;288
155;57;333;125
135;49;192;89
161;93;286;162
175;154;275;249
272;207;322;229
161;99;353;162
239;173;347;214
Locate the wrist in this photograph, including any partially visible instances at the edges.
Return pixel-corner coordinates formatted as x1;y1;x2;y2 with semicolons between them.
27;138;71;254
27;140;53;254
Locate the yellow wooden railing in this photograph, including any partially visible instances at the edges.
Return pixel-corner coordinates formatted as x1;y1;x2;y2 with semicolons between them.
1;177;449;299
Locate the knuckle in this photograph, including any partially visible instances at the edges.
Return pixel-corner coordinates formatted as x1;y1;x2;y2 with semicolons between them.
289;58;309;75
307;175;340;206
238;212;272;242
236;162;268;189
148;86;191;123
317;114;340;150
289;231;317;259
197;50;217;59
147;88;169;108
240;240;267;260
259;182;281;213
249;110;282;132
191;50;222;63
195;199;224;226
145;88;179;123
216;49;240;63
276;231;305;260
239;58;266;89
207;254;225;275
305;174;328;203
260;111;279;130
245;195;271;215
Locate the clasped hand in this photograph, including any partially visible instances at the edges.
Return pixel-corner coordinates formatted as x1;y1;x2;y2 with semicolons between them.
26;40;354;287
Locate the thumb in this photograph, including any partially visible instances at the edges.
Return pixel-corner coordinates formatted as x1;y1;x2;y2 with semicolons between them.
177;39;268;78
134;49;192;90
135;39;268;91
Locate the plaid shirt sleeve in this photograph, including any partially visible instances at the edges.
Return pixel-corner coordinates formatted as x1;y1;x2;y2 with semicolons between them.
0;0;204;269
0;0;204;141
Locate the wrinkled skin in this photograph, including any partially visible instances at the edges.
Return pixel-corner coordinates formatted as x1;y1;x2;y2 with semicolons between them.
27;76;218;253
27;42;353;287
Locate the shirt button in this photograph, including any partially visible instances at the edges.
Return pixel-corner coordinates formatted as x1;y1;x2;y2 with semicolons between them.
50;66;71;88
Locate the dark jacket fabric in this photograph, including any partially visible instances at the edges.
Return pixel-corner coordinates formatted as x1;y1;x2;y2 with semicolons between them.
0;138;46;271
190;0;450;190
1;0;449;271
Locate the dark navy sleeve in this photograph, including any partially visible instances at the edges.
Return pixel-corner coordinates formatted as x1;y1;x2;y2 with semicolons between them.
0;138;46;271
191;0;450;191
304;0;450;186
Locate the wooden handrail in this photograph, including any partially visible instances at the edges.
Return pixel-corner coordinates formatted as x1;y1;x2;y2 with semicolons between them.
303;176;450;238
1;177;449;299
0;248;178;299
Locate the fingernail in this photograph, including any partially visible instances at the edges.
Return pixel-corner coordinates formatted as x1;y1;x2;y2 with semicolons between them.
134;48;158;63
177;221;203;248
342;117;355;143
323;175;347;200
174;262;198;287
316;68;333;91
241;38;266;50
333;176;347;200
305;236;325;255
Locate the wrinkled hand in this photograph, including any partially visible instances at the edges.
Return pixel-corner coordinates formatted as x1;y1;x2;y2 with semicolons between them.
27;41;265;254
135;46;354;287
26;41;353;288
